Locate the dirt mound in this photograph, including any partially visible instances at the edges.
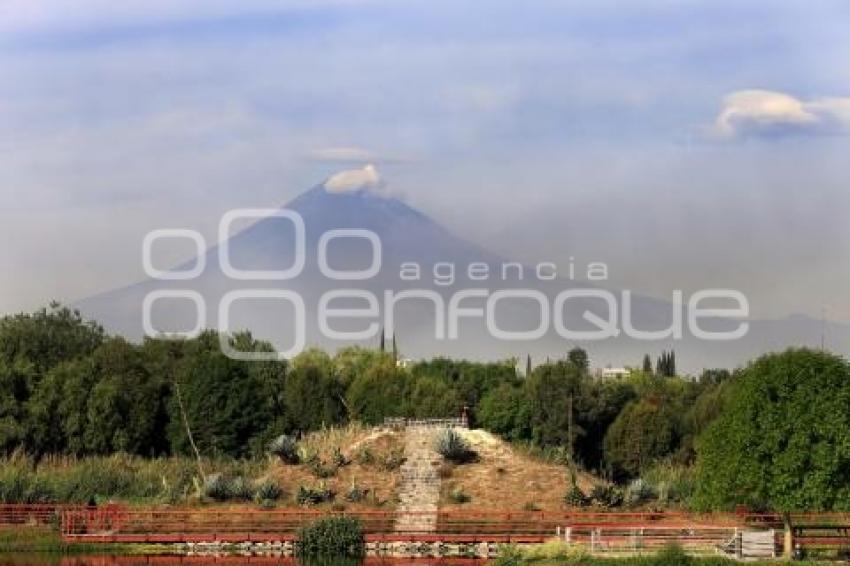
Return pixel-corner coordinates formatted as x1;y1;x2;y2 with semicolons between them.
266;425;603;512
440;428;601;511
270;424;404;511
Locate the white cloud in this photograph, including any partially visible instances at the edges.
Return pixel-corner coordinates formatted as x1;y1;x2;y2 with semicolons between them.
714;89;850;138
323;163;384;193
309;146;377;163
807;97;850;127
308;146;411;164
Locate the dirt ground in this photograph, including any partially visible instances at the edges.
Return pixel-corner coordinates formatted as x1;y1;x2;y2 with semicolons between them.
439;428;601;511
267;424;404;512
260;425;601;512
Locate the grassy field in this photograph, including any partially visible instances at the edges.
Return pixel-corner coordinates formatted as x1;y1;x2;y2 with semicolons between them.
0;526;143;554
0;425;602;512
494;540;829;566
0;424;398;509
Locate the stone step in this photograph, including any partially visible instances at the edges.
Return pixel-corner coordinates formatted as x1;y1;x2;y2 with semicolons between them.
394;425;444;534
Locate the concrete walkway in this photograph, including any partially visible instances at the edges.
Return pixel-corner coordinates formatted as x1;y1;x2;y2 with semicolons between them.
394;425;441;534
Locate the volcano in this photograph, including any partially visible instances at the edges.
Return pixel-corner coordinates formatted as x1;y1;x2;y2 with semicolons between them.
76;180;850;373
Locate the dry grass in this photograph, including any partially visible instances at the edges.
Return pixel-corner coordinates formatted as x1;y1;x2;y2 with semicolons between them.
297;422;370;457
438;428;601;511
268;424;404;511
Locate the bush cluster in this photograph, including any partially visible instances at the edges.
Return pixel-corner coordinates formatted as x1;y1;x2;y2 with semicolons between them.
377;448;406;471
268;435;300;464
564;484;588;507
344;481;367;503
435;429;475;463
0;453;207;504
296;484;335;506
254;479;283;503
625;478;655;507
353;447;374;465
296;516;365;558
202;474;281;503
589;484;624;508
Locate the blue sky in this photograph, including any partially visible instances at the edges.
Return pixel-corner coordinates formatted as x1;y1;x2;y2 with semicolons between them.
1;0;849;323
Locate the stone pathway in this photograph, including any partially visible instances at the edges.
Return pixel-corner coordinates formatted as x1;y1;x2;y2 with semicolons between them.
394;425;441;534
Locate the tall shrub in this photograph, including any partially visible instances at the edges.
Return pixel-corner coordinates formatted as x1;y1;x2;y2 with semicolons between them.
296;516;364;558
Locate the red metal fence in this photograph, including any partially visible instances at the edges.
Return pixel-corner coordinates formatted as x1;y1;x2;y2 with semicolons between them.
0;504;847;552
0;503;62;525
55;508;771;544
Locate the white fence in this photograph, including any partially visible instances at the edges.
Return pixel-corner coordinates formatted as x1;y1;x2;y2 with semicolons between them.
385;417;467;429
552;525;774;557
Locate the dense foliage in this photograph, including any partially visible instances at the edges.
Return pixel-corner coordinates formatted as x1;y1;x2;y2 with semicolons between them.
6;304;850;518
694;349;850;513
296;516;365;558
0;452;261;504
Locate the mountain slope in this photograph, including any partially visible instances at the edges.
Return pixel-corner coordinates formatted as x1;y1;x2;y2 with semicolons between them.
76;184;850;373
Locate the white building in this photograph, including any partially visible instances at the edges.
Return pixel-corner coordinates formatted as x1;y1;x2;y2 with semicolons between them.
597;367;632;379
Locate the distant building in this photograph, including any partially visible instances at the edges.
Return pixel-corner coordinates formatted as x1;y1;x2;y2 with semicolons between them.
595;366;632;379
396;357;413;369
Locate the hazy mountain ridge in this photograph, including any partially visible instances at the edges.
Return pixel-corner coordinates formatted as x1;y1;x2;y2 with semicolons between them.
76;184;850;373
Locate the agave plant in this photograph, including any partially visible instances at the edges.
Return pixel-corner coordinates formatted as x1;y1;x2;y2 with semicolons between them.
203;474;232;502
564;484;588;507
625;478;655;507
268;434;300;464
254;479;282;502
345;480;367;502
229;476;254;501
590;484;624;508
434;428;475;464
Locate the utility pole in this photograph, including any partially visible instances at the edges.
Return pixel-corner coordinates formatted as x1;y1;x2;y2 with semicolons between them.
567;395;574;463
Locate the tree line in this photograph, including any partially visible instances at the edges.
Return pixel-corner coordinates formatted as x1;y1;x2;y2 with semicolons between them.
0;304;726;477
3;304;850;528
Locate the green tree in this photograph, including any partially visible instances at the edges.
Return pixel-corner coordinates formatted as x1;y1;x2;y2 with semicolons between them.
693;349;850;557
604;399;678;478
655;350;678;377
83;338;168;455
0;304;105;454
525;360;583;446
168;331;282;457
334;346;389;389
285;349;345;433
477;382;531;441
27;358;97;455
699;368;731;385
574;379;636;471
346;358;409;424
406;375;461;418
410;358;518;408
0;303;104;372
0;359;36;453
678;378;735;462
642;354;653;374
567;347;589;373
